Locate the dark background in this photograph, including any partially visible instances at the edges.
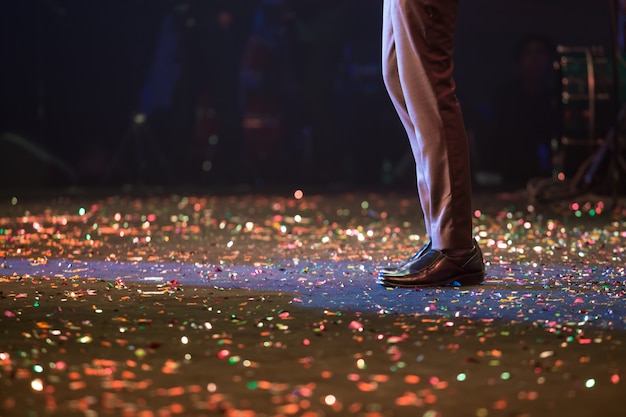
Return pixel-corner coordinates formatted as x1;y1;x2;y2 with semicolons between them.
0;0;618;191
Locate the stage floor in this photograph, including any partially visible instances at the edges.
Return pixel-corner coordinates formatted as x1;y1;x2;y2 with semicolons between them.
1;189;624;416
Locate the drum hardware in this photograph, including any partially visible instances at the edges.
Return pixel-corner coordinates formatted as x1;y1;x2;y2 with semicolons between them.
528;0;626;205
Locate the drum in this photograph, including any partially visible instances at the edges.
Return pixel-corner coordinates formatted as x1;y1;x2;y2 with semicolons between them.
555;45;615;177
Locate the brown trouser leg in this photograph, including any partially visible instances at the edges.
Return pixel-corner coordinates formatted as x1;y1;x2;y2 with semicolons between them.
382;0;473;250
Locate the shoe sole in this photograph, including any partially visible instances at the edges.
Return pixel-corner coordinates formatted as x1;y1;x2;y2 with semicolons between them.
376;270;485;288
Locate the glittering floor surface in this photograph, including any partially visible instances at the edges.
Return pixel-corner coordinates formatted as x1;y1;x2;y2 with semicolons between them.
1;190;624;417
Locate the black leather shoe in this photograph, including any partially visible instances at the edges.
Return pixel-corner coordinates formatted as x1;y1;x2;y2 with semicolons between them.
378;240;432;274
377;241;485;288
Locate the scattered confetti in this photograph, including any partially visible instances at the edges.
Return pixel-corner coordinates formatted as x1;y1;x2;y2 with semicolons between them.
0;192;624;416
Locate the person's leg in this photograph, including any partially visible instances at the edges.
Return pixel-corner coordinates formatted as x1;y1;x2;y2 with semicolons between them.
381;0;431;238
386;0;473;250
